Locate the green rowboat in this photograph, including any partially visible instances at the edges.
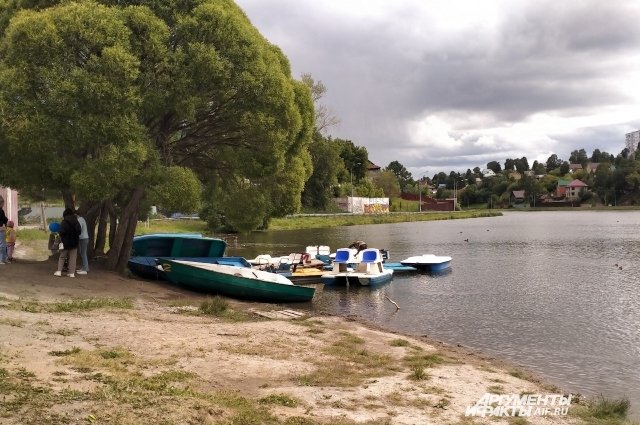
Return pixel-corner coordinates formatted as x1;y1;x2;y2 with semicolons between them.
157;259;316;302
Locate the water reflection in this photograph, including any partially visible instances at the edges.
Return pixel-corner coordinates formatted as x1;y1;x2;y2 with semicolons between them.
227;211;640;414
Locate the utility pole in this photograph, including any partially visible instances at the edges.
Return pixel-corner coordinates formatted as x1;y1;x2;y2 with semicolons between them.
350;162;361;214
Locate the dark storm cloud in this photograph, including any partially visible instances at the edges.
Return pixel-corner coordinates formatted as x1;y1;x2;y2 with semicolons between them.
236;0;640;173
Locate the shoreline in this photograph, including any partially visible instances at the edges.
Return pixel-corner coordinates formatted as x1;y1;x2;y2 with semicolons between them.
0;257;629;424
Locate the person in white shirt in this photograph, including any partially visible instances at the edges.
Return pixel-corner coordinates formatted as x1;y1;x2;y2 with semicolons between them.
76;213;89;274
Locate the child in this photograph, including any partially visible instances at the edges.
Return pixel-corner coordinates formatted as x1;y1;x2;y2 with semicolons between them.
6;221;16;262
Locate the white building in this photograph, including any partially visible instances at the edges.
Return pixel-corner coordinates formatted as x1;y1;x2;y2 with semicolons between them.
625;130;640;155
481;169;496;178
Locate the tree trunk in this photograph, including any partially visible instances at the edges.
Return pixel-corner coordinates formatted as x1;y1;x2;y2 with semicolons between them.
108;203;117;251
106;187;145;273
62;190;75;210
94;200;110;256
82;202;101;260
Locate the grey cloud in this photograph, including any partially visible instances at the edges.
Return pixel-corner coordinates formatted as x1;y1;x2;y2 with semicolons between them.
236;0;640;172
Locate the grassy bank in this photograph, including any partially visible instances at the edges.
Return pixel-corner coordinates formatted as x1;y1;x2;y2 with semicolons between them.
268;210;502;231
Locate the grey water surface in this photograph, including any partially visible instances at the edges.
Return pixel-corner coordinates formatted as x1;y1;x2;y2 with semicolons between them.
226;211;640;414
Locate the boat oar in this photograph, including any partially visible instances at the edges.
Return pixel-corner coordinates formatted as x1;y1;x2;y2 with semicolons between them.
385;295;399;311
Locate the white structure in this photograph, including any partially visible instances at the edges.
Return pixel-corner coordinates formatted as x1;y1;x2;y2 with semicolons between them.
625;130;640;156
481;169;496;178
0;187;18;225
348;197;389;214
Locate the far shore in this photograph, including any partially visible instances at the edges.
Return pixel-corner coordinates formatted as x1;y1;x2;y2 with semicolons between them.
0;243;634;424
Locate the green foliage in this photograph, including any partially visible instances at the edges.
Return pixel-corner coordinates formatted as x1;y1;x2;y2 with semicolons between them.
50;297;134;312
584;396;630;419
355;179;385;198
302;135;344;210
336;139;368;182
371;170;400;198
258;393;300;407
150;166;202;214
199;296;229;316
386;160;414;192
486;161;502;173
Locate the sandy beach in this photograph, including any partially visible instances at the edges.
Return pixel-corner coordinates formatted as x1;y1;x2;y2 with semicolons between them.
0;245;604;424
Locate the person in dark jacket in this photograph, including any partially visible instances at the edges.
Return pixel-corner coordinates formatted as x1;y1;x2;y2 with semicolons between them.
0;197;7;264
54;208;81;278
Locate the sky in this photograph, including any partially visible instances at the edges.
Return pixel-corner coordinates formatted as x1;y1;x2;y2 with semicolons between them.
234;0;640;178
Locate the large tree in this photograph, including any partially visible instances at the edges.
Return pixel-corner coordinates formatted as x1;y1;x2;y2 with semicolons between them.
301;136;344;210
386;160;413;192
546;154;563;172
569;149;589;166
0;0;314;272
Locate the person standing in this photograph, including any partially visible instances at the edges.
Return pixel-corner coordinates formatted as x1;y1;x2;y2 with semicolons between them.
76;213;89;274
0;197;8;265
54;208;81;278
6;221;16;262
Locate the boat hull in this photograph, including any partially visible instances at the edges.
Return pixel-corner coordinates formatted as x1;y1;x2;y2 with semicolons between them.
128;256;251;280
158;259;315;303
400;255;452;272
321;270;393;286
400;260;451;272
289;267;325;284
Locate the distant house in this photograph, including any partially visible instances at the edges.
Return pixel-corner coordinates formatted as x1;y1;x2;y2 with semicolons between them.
366;160;381;174
482;169;496;178
556;179;572;198
569;163;583;173
566;179;588;200
510;190;526;207
584;162;600;173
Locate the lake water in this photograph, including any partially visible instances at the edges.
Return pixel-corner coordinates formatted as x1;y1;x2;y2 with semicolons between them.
226;211;640;414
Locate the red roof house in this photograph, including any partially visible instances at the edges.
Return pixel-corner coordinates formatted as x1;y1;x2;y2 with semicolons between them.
566;179;588;200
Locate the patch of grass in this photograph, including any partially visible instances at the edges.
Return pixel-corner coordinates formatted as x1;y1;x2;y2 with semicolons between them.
0;317;25;327
48;347;81;357
298;332;394;387
259;393;300;407
50;297;134;312
575;396;632;423
422;386;447;395
220;336;298;360
5;297;134;313
389;338;410;347
12;228;49;241
15;368;36;379
199;296;248;321
48;327;78;336
487;385;505;394
403;351;447;369
136;219;208;235
2;344;323;424
200;296;229;315
269;211;503;231
508;369;529;380
60;346;135;375
409;365;430;381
